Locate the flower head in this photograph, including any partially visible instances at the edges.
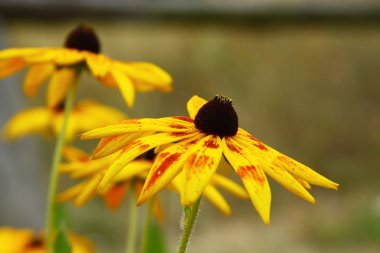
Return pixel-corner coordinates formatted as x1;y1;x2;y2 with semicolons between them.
0;227;93;253
57;146;248;216
0;25;172;108
2;99;126;142
82;95;339;223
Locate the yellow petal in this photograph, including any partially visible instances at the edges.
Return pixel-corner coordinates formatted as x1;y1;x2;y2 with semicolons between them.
61;154;117;178
114;160;153;181
97;71;118;88
187;95;207;119
237;129;339;190
0;227;34;253
112;69;135;107
47;68;76;108
23;63;54;97
92;132;146;159
86;53;111;77
210;174;248;199
0;48;45;58
0;58;26;79
137;133;205;205
223;137;271;224
2;107;52;140
116;62;172;92
233;136;315;203
53;49;85;65
81;117;195;140
62;146;89;162
23;48;60;63
75;174;103;206
203;185;231;216
99;131;198;192
181;135;223;205
56;182;86;203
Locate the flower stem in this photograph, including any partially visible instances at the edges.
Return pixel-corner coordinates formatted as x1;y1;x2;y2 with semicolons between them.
177;197;201;253
139;199;154;253
126;185;138;253
45;84;77;253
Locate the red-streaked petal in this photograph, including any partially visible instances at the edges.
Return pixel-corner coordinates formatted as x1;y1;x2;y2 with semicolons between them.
0;58;26;79
92;132;148;159
203;185;231;216
81;118;195;139
103;183;129;209
47;68;76;108
181;135;223;205
137;133;206;205
236;129;339;190
99;131;199;192
186;95;207;119
222;137;271;224
232;136;315;203
23;63;54;96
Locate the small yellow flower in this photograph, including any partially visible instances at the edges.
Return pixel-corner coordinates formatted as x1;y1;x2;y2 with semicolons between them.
2;99;126;142
0;25;172;108
0;227;93;253
57;146;248;216
82;95;339;224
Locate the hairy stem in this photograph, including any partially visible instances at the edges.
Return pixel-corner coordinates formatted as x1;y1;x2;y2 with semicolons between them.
177;197;201;253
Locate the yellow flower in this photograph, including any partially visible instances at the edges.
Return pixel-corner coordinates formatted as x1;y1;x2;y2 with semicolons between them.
57;146;248;216
82;95;339;224
0;25;172;108
0;227;93;253
2;99;126;142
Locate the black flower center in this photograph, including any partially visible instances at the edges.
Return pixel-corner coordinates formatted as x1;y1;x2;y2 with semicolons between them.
26;237;44;249
64;25;101;53
137;149;156;161
194;95;238;137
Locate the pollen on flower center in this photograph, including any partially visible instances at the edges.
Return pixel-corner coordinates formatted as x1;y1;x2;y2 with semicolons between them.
194;95;238;137
64;25;101;53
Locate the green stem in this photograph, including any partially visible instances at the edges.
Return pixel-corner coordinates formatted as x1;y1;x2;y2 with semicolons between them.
177;197;202;253
126;186;138;253
139;200;154;253
45;83;77;253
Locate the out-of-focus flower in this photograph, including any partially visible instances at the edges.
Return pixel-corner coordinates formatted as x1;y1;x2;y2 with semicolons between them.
57;147;248;216
82;95;339;224
0;25;172;108
2;99;126;142
0;227;93;253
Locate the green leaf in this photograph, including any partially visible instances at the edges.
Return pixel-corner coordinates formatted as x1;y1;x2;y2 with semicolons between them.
146;221;167;253
53;203;66;230
54;223;72;253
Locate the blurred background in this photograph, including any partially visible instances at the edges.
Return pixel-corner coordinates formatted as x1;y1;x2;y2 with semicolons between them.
1;0;380;252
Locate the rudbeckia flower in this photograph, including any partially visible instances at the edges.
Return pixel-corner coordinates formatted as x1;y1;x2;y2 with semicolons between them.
82;95;339;223
3;99;126;142
0;227;93;253
0;25;172;108
57;146;248;216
